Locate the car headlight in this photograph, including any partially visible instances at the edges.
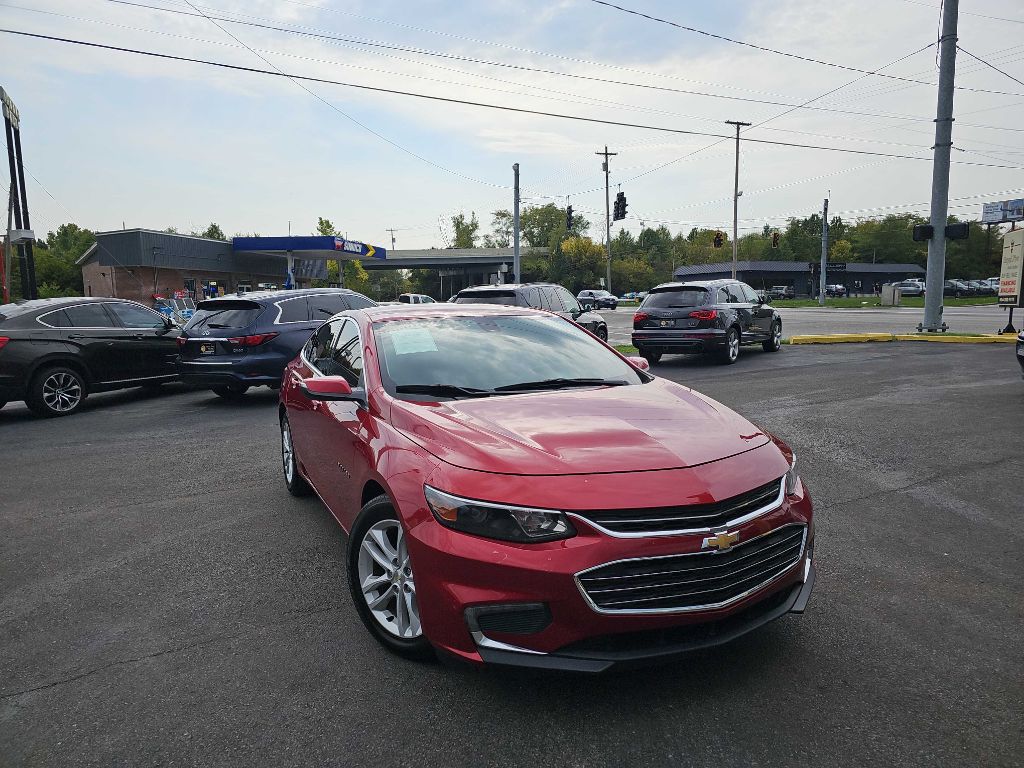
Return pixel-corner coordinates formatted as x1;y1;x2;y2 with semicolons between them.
785;453;800;495
424;485;575;543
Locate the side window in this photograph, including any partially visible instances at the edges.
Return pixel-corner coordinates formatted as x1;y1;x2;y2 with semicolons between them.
542;288;564;312
557;287;581;314
725;285;744;304
308;294;348;320
308;320;342;374
711;288;728;305
39;309;72;327
108;302;167;329
523;288;541;308
64;303;116;328
330;320;363;386
740;283;760;303
345;293;375;310
277;297;310;323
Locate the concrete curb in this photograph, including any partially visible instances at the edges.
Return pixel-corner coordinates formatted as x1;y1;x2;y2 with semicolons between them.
789;333;1018;345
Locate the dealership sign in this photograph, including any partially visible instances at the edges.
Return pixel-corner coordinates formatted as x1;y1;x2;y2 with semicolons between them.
998;229;1024;308
981;199;1024;224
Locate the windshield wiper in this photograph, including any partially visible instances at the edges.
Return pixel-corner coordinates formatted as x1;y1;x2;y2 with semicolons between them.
395;384;494;399
494;377;629;392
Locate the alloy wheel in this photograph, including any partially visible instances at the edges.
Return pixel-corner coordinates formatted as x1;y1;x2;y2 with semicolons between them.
42;372;82;413
773;324;782;349
727;331;740;362
281;418;294;483
357;519;421;639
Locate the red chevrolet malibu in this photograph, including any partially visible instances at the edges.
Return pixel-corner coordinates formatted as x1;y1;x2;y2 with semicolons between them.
279;304;814;671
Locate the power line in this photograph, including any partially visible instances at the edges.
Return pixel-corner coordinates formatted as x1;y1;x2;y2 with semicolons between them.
957;45;1024;89
589;0;1024;96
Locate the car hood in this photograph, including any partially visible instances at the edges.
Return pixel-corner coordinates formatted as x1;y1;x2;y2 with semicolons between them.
389;378;771;475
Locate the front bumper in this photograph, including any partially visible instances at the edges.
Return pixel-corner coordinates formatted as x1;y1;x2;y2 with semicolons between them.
408;456;814;672
632;328;726;354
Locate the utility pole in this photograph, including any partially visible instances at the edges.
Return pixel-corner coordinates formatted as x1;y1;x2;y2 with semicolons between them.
386;228;396;251
512;163;520;283
596;146;617;293
2;86;36;300
819;196;829;306
921;0;959;332
725;120;751;280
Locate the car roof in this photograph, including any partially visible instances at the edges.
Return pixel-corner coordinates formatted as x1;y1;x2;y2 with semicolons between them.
456;283;564;293
0;295;144;319
354;303;539;322
650;279;736;291
199;288;367;304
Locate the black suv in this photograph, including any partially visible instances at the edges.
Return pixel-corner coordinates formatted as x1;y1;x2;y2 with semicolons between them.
0;297;179;417
453;283;609;340
177;288;375;398
577;289;618;310
632;280;782;365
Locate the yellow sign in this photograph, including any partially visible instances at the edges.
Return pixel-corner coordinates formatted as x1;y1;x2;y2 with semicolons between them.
999;229;1024;308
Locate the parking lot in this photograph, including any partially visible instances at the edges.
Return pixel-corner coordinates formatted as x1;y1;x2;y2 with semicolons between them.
605;303;1015;346
1;343;1021;767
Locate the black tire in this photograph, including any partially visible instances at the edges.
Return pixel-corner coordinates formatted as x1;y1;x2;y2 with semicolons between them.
25;365;87;417
347;495;434;661
641;351;662;365
212;384;249;399
280;412;312;497
762;321;782;353
596;325;608;342
720;327;740;365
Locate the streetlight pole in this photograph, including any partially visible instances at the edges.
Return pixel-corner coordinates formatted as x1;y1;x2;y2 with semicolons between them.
725;120;751;280
512;163;520;283
596;146;617;293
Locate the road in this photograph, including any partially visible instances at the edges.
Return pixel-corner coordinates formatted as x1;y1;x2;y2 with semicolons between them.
605;303;1015;346
1;344;1022;767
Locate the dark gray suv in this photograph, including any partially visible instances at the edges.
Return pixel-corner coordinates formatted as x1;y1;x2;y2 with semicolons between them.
453;283;609;341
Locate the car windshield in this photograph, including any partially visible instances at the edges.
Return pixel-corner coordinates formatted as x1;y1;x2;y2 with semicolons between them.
184;300;262;331
454;290;519;306
373;313;646;400
642;288;709;308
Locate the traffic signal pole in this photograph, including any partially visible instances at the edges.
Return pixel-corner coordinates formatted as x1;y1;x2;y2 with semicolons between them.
726;120;750;280
596;146;616;294
819;197;829;306
512;163;520;283
921;0;958;332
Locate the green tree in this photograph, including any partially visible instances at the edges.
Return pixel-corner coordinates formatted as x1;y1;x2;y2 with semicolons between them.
482;209;513;248
520;203;589;247
451;212;480;248
199;222;227;241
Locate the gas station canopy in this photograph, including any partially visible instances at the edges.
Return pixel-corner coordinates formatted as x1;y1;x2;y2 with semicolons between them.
232;236;388;261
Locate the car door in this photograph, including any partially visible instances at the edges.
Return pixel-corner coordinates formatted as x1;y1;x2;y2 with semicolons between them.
60;302;133;384
725;283;759;339
740;282;773;338
289;318;344;493
308;318;367;522
105;301;178;379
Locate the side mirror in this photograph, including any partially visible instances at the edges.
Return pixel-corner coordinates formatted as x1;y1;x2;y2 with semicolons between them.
301;376;364;403
760;293;771;304
625;355;650;372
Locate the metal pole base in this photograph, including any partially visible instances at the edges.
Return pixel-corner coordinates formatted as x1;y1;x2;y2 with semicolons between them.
999;307;1016;335
916;322;948;333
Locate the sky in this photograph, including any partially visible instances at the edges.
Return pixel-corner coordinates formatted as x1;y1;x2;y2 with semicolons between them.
3;0;1023;251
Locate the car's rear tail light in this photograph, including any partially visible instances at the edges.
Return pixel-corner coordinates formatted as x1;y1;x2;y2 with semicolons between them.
0;337;9;352
633;312;649;324
689;309;718;320
227;332;279;346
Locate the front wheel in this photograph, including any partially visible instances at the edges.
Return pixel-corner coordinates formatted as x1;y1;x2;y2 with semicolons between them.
596;325;608;342
347;496;434;661
26;366;87;417
280;412;312;497
762;321;782;353
720;327;740;365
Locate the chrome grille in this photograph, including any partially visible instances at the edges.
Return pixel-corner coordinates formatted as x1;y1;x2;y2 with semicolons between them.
570;479;783;535
576;524;806;613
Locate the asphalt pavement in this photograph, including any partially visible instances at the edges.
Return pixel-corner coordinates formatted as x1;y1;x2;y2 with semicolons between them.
1;344;1022;767
605;303;1015;346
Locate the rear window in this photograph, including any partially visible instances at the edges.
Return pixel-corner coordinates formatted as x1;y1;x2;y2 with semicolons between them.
184;300;262;332
642;288;710;308
455;290;519;306
346;294;375;309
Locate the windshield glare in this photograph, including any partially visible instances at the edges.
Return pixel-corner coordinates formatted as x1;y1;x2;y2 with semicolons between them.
642;288;709;308
454;291;518;306
373;314;645;399
184;302;262;331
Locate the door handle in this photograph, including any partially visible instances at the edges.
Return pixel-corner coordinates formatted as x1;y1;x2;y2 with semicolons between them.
68;333;84;339
134;333;146;339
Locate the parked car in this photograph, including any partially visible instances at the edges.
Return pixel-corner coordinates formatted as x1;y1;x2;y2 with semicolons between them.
632;280;782;365
576;289;618;310
0;297;179;417
943;280;975;298
398;293;436;304
893;281;925;297
968;280;995;296
987;277;1000;292
766;285;795;300
176;288;375;399
278;303;814;670
825;284;847;298
453;283;608;340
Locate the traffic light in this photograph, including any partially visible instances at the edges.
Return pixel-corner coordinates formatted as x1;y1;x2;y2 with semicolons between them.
713;231;724;248
613;191;627;221
565;205;573;230
771;231;780;248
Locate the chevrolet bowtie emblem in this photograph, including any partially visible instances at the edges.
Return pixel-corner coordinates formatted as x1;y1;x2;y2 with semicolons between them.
703;531;739;551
